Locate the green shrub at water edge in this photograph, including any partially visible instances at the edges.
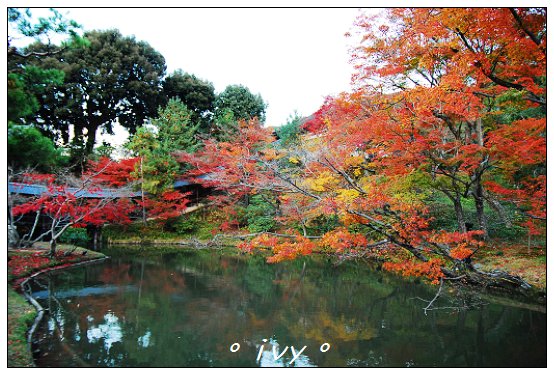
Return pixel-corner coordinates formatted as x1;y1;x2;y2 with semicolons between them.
59;227;90;247
244;195;277;233
168;214;203;235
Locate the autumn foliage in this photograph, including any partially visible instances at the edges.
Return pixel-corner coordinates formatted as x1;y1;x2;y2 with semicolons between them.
10;157;191;255
181;8;545;284
9;8;544;286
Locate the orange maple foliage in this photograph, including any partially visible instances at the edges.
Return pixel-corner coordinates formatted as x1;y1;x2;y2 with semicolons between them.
319;228;368;253
183;8;545;283
383;258;445;284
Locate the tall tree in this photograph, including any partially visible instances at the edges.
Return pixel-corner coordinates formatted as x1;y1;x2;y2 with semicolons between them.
275;112;304;146
127;98;201;194
162;70;216;130
214;84;267;125
349;7;546;237
24;29;166;163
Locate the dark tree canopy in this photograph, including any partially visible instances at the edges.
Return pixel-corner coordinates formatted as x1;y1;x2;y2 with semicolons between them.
162;70;216;130
215;84;267;124
24;29;166;163
7;66;65;123
8;124;67;172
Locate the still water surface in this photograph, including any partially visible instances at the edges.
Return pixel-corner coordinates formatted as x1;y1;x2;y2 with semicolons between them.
30;247;546;367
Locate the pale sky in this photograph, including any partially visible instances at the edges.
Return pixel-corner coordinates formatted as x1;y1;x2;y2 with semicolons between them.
60;8;365;129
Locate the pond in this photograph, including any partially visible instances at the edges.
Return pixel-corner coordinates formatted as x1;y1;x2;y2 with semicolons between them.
29;247;546;367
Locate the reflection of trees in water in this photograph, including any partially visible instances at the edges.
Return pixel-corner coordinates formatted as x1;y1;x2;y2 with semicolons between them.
31;252;546;367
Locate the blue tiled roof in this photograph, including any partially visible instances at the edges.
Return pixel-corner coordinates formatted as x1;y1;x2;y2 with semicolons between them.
173;173;210;188
8;173;212;198
8;182;142;198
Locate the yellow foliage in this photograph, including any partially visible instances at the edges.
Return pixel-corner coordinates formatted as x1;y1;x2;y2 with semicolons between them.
357;175;382;195
303;171;340;192
344;155;364;168
336;189;360;205
297;312;376;342
288;156;300;164
388;172;430;203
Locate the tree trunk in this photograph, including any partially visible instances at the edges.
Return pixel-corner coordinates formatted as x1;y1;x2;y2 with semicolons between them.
473;178;489;240
49;238;57;258
25;209;42;246
453;196;467;233
91;226;103;250
301;222;308;237
440;188;467;233
70;124;86;168
85;123;98;156
472;118;489;240
485;193;511;228
8;225;19;248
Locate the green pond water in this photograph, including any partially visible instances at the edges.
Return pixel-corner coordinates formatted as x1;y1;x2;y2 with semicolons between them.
30;247;546;367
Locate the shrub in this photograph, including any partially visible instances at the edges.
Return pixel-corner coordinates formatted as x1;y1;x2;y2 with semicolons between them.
171;214;203;235
247;216;276;233
59;227;90;247
244;195;277;233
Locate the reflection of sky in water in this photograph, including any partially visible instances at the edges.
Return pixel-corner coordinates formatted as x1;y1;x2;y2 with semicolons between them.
138;330;152;348
74;322;81;342
86;313;123;353
258;338;316;368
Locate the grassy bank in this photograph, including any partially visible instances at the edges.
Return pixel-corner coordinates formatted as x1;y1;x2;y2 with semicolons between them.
473;240;546;290
7;288;36;367
7;242;106;367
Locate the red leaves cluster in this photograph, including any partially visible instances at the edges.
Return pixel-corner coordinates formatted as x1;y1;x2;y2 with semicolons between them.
430;230;485;260
267;236;315;264
142;190;190;221
177;118;275;205
8;252;51;278
319;229;368;253
353;8;545;100
11;152;195;234
383;258;444;284
488;118;546;169
87;157;139;187
449;245;475;261
238;234;315;264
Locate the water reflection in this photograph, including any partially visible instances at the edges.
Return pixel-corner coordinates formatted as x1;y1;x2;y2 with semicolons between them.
86;313;123;353
256;338;316;367
30;248;546;367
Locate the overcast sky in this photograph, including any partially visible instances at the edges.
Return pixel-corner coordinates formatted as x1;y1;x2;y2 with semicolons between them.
59;8;365;128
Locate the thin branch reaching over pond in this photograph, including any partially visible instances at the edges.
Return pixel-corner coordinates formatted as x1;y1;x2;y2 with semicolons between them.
423;278;444;316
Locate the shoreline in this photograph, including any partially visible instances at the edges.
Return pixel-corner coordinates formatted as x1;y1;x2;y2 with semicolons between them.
7;244;107;367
